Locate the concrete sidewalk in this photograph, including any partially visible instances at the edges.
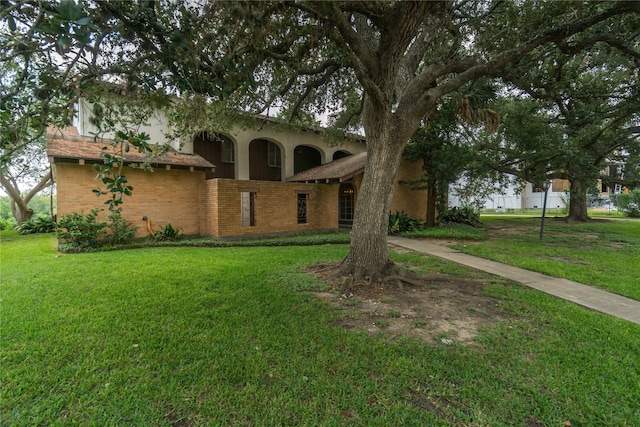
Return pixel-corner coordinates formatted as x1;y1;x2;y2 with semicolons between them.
388;236;640;325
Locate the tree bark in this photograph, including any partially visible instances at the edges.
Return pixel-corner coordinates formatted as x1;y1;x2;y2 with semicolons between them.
340;138;406;281
10;199;34;223
567;178;590;222
0;169;53;223
339;98;416;281
334;90;423;281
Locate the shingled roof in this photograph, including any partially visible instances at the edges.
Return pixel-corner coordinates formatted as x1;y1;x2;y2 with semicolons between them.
46;127;215;171
286;152;366;183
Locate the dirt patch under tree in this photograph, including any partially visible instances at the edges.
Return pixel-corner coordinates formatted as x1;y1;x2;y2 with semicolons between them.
306;246;512;345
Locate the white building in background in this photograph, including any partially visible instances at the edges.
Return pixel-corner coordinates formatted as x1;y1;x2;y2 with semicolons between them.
447;177;570;211
448;173;617;211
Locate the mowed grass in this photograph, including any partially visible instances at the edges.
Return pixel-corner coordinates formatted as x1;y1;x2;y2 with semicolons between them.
1;232;639;426
450;216;640;301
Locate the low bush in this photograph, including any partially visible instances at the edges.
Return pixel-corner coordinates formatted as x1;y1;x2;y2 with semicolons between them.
388;210;425;234
15;215;56;235
0;216;17;231
107;208;137;244
56;209;107;251
613;189;640;218
440;205;481;227
154;223;180;241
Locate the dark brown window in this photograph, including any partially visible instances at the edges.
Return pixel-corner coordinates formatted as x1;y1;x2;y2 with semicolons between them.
294;145;321;174
193;132;235;179
333;151;351;161
297;193;308;224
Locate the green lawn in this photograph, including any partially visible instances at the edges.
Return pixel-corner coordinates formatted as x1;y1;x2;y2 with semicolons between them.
450;216;640;301
1;232;639;425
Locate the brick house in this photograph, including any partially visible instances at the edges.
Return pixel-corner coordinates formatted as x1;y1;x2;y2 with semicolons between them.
47;112;427;239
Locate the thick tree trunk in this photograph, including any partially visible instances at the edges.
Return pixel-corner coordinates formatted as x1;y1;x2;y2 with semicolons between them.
567;178;590;222
340;92;420;283
340;137;405;281
339;99;416;282
10;199;34;223
0;169;52;223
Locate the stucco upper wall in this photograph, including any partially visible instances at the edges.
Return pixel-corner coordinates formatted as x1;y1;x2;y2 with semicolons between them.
76;99;174;148
184;119;367;180
75;99;367;181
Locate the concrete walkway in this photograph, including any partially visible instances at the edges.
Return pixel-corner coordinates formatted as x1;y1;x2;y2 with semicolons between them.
388;236;640;325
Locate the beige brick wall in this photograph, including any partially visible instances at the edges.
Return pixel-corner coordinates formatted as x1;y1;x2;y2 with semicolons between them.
55;159;427;239
347;160;427;222
201;179;339;238
391;159;428;221
55;163;205;237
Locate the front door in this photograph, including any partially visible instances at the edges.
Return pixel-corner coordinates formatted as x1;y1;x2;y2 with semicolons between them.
339;183;355;227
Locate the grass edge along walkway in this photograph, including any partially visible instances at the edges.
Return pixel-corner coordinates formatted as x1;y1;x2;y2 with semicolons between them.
388;236;640;325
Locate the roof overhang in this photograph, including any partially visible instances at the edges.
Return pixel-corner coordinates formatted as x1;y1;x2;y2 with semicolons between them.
46;127;216;172
286;152;366;183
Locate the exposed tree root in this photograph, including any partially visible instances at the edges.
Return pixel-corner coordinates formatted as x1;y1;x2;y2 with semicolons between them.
382;274;425;290
308;261;422;293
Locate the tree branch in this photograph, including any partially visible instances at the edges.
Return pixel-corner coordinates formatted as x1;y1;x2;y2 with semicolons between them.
416;1;640;107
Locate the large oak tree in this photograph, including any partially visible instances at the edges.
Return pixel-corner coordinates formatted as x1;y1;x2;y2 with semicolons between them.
1;0;96;221
5;1;640;280
183;1;636;280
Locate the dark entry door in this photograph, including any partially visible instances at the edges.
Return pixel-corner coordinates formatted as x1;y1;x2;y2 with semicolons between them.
193;132;235;179
339;183;355;227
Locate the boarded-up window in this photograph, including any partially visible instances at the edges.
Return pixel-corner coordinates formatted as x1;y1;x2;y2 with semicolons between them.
552;179;569;193
241;192;256;227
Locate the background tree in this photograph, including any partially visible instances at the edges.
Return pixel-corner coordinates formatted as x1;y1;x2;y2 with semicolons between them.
0;0;98;221
609;127;640;191
479;37;640;222
404;78;500;226
0;138;53;222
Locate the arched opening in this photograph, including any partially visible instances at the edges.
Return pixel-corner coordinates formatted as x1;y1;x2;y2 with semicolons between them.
339;183;356;228
333;150;351;161
193;132;235;179
294;145;322;174
249;139;282;181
